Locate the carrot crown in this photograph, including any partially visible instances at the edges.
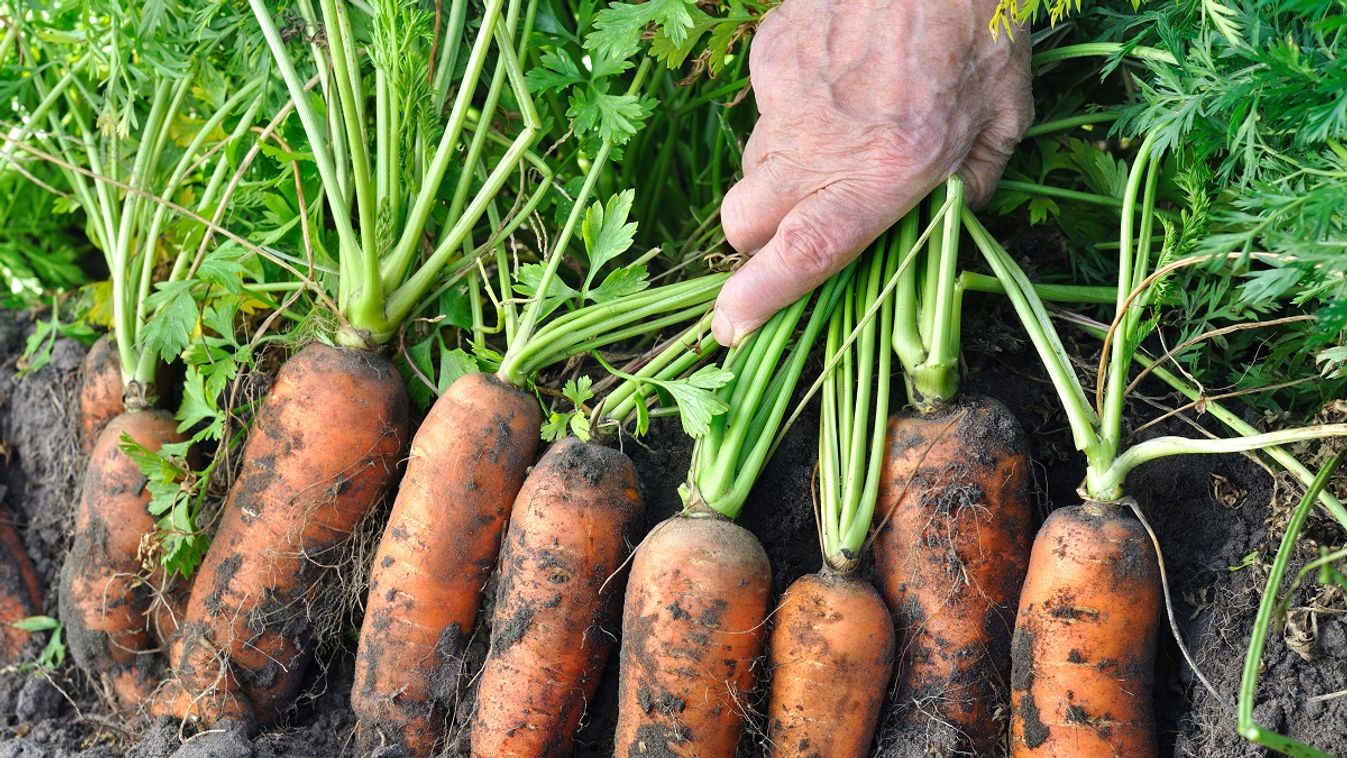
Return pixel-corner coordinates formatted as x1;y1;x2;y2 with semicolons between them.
968;132;1347;503
250;0;549;349
8;9;266;401
893;178;966;411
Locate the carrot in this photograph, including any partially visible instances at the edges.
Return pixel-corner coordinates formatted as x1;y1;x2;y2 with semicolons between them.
78;335;125;453
615;515;771;757
873;396;1033;754
1009;501;1160;757
352;372;538;756
766;572;894;758
767;239;900;758
170;343;408;726
59;409;183;707
0;514;43;664
470;436;643;757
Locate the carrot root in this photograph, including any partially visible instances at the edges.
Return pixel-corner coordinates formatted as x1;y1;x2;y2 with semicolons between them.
60;410;184;708
471;436;644;757
171;343;409;727
0;514;43;664
353;371;539;757
615;515;771;758
874;395;1033;754
766;571;894;758
1010;500;1160;757
78;335;125;452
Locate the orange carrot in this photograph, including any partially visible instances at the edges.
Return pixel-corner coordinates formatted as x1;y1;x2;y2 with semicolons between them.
873;396;1033;754
766;571;894;758
352;372;539;756
614;515;771;757
169;343;408;726
1009;500;1160;757
60;410;183;706
78;336;125;453
470;436;643;757
0;514;43;664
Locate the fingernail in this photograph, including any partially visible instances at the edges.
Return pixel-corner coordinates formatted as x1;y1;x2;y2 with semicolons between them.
711;310;738;347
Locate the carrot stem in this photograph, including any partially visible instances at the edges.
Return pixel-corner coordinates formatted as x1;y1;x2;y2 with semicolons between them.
1237;452;1342;758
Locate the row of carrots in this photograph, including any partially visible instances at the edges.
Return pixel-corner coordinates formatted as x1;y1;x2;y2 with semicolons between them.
0;186;1174;758
6;4;1344;756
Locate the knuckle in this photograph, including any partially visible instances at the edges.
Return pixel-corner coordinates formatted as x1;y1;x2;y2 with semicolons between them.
776;221;837;278
863;124;946;179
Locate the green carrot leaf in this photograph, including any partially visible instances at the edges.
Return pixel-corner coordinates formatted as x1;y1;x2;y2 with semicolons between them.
567;87;653;145
514;263;581;321
525;49;588;94
582;190;639;288
563;375;596;407
140;281;199;362
586;0;704;62
587;265;650;304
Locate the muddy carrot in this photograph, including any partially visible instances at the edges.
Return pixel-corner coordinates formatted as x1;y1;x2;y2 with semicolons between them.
768;236;902;758
78;335;125;453
171;343;408;726
352;372;538;755
874;397;1033;752
875;186;1034;755
470;436;643;756
0;514;43;664
1009;501;1159;756
767;572;894;757
60;410;183;706
616;515;771;757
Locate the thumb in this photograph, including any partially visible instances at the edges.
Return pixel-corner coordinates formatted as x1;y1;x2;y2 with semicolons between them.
711;182;890;346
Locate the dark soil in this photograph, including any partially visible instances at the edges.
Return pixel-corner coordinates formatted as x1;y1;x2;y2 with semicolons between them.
1;299;1344;757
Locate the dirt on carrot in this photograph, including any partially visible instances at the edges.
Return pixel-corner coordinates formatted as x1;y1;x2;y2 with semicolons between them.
873;395;1033;756
169;343;409;728
1010;499;1160;757
352;371;539;757
766;570;894;758
471;436;644;757
59;410;184;708
77;336;124;454
615;514;772;758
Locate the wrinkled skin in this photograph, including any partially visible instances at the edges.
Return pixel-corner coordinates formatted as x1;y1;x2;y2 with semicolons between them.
714;0;1033;344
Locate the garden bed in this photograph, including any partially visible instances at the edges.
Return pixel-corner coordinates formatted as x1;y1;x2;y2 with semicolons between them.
0;300;1342;758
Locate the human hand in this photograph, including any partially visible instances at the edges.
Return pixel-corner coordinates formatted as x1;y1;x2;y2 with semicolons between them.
712;0;1033;345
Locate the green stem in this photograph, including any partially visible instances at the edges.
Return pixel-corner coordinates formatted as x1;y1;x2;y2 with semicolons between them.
1238;453;1342;758
1070;325;1347;528
892;213;926;376
503;275;726;383
996;179;1126;209
964;208;1103;458
1022;112;1118;138
1032;42;1177;67
1098;132;1159;470
594;315;720;430
381;0;508;289
958;272;1117;303
1089;426;1347;502
911;177;964;409
251;0;364;313
691;268;854;519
